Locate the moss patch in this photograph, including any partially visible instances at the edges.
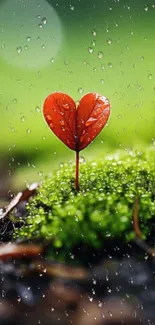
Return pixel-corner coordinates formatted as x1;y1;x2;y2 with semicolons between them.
14;148;155;261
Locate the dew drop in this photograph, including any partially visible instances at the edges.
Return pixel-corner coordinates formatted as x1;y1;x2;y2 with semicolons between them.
100;79;104;84
42;45;45;50
60;120;65;126
16;46;22;54
38;23;43;28
85;117;97;126
24;45;28;50
108;62;113;68
50;58;54;63
62;103;70;110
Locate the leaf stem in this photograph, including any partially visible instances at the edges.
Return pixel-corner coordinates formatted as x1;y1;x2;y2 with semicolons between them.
76;151;79;191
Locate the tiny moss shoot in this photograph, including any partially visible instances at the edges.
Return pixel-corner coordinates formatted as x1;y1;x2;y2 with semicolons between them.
14;149;155;261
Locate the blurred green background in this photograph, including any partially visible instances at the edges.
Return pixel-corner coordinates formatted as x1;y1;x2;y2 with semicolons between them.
0;0;155;191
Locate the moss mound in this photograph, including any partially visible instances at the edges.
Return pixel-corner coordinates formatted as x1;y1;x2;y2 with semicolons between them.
15;149;155;260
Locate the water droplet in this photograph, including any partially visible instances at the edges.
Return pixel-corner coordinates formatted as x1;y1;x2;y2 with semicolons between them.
24;45;28;50
62;103;70;110
35;106;41;113
107;38;112;45
38;23;43;28
91;29;97;37
148;73;152;80
27;128;31;134
21;116;25;122
27;36;31;42
42;45;45;50
92;40;96;47
117;114;122;119
108;62;113;68
50;58;54;63
108;311;113;317
79;156;85;163
69;4;74;10
38;171;43;176
42;136;46;140
85;117;97;126
88;47;93;54
41;17;47;25
60;120;65;126
49;123;53;128
78;87;83;94
144;4;149;11
59;162;64;168
16;46;22;54
140;56;144;61
100;79;104;84
98;51;103;59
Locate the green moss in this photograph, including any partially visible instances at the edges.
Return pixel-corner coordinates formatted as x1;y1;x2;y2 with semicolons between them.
14;148;155;261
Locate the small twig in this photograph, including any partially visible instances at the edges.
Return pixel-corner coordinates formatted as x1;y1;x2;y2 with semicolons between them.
0;182;39;221
132;197;142;238
0;243;43;260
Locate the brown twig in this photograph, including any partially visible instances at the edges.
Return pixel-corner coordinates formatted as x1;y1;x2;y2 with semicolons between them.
0;182;39;221
0;243;43;260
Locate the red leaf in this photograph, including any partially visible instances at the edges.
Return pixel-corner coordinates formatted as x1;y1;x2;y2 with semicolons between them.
43;92;110;151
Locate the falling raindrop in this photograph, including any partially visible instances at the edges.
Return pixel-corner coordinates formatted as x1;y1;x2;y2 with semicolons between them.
69;5;74;10
98;51;103;59
41;17;47;25
107;38;112;45
16;46;22;54
91;29;97;37
27;36;31;42
88;47;93;54
108;62;113;68
78;87;83;94
144;4;149;11
35;106;41;113
148;73;152;80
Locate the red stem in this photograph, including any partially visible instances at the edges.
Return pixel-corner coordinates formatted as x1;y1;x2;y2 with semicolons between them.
76;151;79;191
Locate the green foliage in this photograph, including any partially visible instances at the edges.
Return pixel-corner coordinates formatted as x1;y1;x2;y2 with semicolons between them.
14;148;155;260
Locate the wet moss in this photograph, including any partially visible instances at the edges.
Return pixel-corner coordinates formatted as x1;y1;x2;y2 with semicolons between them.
14;148;155;261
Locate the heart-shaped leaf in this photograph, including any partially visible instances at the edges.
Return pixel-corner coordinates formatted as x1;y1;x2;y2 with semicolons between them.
43;92;110;151
43;91;111;190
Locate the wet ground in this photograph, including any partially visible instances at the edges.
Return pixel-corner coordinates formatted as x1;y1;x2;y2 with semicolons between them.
0;184;155;325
